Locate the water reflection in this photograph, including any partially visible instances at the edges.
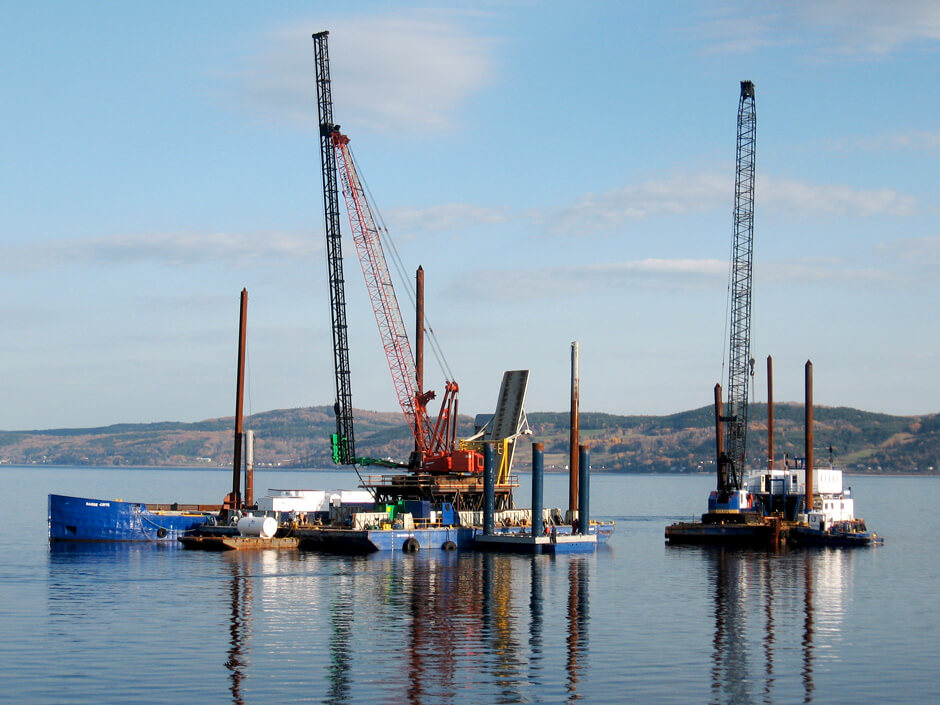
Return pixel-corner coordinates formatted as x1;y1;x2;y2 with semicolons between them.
224;554;253;705
707;548;851;705
529;557;544;682
325;565;354;705
566;557;590;701
315;551;592;705
762;562;775;705
45;544;593;704
709;549;751;705
801;557;814;705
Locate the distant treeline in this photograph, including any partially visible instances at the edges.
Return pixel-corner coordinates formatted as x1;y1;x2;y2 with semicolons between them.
1;404;937;473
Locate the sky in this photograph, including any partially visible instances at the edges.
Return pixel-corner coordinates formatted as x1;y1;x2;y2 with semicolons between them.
1;1;938;430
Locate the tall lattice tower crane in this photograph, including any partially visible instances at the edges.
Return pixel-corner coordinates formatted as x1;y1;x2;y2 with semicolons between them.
721;80;757;491
311;31;476;476
313;31;356;465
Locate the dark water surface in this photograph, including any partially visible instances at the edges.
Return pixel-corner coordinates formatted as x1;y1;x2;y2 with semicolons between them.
1;467;936;704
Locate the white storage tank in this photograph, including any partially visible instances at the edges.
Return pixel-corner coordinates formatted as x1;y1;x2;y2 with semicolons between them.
237;515;278;539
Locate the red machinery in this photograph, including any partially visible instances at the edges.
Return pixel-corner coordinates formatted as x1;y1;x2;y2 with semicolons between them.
329;130;482;475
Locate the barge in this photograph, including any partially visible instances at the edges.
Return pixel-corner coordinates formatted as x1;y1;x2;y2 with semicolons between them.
48;494;216;542
665;462;882;548
294;513;613;554
666;359;881;549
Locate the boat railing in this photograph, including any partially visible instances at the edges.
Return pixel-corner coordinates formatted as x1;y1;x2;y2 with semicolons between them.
358;473;520;490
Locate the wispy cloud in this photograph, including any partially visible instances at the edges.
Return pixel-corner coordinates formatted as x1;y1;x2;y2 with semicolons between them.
800;0;940;55
888;235;940;263
447;258;727;302
761;176;918;217
229;12;493;133
2;231;319;272
450;251;918;303
385;203;512;235
760;256;899;286
694;10;792;54
548;173;730;236
546;172;917;236
695;0;940;57
825;129;940;153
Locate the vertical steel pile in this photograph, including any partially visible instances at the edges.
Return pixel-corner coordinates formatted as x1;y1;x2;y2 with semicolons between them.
805;360;814;512
531;442;544;537
766;355;774;470
569;341;580;516
230;288;248;511
578;445;590;535
483;444;495;535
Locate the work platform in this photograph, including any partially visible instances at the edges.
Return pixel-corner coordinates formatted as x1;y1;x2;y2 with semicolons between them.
178;535;300;551
474;532;598;554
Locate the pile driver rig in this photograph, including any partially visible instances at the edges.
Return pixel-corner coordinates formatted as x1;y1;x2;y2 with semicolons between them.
312;31;526;510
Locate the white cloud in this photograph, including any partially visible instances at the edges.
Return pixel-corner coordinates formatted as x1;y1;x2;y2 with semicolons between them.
696;0;940;57
447;258;727;302
386;203;511;235
549;173;730;235
889;236;940;263
231;13;493;133
760;257;898;286
3;231;319;271
800;0;940;55
760;176;918;217
827;129;940;153
548;172;917;236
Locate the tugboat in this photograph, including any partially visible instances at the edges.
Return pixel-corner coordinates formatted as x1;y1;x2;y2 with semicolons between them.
747;459;883;547
667;358;882;548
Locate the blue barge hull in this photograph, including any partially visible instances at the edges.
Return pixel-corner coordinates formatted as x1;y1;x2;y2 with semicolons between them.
297;526;478;553
49;494;213;543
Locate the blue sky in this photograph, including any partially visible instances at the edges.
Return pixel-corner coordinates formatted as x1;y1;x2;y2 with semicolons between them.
1;1;937;430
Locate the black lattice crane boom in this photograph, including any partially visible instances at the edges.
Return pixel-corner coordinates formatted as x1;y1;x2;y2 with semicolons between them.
721;80;757;491
311;32;477;475
313;31;356;465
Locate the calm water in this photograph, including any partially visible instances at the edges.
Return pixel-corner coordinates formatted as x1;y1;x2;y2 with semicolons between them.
1;466;937;704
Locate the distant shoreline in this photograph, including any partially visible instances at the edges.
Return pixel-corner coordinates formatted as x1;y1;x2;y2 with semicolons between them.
5;463;938;477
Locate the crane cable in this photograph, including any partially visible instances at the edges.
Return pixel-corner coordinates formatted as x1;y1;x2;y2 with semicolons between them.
347;145;457;383
720;223;733;389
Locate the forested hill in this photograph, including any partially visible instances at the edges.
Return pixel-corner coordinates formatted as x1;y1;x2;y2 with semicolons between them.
1;404;937;474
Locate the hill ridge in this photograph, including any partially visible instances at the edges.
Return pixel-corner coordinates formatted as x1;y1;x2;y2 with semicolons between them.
1;404;936;473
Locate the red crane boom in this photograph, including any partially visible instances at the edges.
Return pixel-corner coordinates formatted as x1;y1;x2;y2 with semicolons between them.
331;130;471;472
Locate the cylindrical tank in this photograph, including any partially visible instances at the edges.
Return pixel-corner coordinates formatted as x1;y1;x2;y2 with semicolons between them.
237;515;277;539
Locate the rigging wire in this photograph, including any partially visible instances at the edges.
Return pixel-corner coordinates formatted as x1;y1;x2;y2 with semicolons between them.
348;145;457;383
324;221;342;411
720;215;734;389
